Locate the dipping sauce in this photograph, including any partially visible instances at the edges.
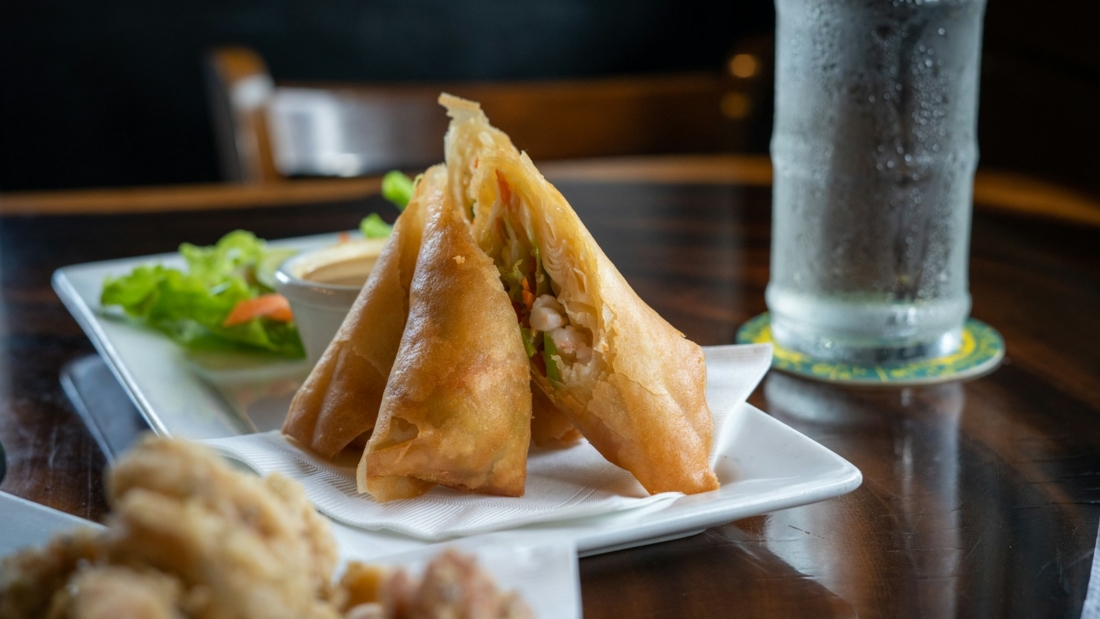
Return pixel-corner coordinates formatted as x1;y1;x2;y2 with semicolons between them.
301;255;378;287
288;238;388;289
276;237;389;363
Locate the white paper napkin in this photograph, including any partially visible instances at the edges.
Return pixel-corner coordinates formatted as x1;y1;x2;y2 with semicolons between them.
203;343;772;541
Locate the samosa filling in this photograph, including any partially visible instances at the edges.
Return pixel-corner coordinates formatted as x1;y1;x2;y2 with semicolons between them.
489;176;592;384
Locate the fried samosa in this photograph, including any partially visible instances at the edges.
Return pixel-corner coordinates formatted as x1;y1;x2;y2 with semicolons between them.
281;170;433;459
441;94;581;449
358;166;532;502
440;93;516;218
530;387;582;447
469;149;719;496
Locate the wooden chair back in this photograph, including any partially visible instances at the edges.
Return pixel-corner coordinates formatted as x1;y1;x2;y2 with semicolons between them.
204;46;772;183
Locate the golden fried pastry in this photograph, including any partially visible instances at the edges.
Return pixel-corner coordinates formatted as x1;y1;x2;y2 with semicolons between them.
441;94;580;449
440;93;516;219
465;144;719;496
285;95;579;466
283;171;431;459
530;387;582;447
358;165;532;502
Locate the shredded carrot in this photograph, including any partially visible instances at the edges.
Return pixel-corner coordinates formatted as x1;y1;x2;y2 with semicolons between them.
522;288;535;309
223;294;294;327
496;170;513;206
337;231;351;244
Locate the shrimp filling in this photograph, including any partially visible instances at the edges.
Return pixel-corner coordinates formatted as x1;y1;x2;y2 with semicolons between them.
484;173;593;384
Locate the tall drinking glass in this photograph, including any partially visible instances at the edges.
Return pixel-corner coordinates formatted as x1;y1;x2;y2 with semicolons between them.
767;0;987;364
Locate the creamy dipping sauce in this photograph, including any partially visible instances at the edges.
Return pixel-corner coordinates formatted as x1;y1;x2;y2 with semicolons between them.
287;238;388;289
301;255;378;287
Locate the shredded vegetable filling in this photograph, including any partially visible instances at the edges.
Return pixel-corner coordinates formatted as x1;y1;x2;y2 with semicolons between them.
489;174;593;384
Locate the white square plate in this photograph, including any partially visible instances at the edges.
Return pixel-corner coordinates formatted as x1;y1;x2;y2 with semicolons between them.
52;234;862;558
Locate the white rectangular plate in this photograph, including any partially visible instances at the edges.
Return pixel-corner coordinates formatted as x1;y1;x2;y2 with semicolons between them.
54;234;341;439
53;235;862;557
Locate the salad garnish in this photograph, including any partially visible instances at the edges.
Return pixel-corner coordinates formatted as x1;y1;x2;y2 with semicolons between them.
359;171;415;238
102;173;417;358
101;230;304;357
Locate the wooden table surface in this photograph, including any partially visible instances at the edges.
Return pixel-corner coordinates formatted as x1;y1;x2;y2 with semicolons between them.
1;157;1098;618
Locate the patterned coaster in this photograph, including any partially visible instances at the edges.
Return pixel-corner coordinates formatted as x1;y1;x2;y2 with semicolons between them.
736;313;1004;385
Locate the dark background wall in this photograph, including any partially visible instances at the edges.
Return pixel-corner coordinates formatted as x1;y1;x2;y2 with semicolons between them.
977;0;1100;193
0;0;767;191
1;0;1097;192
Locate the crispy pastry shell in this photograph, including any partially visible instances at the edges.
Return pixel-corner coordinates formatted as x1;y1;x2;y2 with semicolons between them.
441;94;580;449
281;169;434;458
358;170;532;501
471;151;719;495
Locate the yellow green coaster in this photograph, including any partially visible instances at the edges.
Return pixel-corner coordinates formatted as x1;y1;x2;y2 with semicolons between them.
736;313;1004;385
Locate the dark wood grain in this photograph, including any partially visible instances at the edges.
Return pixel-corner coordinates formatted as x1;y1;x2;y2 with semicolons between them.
0;177;1097;618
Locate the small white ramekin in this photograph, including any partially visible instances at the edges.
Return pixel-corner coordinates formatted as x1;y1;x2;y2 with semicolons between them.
274;239;387;364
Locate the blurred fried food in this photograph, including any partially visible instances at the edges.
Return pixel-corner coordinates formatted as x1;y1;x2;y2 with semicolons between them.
338;550;533;619
0;529;104;618
53;567;183;619
0;436;532;619
0;436;339;619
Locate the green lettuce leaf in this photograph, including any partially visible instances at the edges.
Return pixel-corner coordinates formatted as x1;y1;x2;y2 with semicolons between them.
100;232;304;358
360;213;393;239
179;230;266;286
520;327;537;358
381;171;415;209
543;332;561;383
358;171;415;239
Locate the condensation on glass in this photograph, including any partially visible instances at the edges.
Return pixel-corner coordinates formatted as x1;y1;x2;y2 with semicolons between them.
767;0;987;364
